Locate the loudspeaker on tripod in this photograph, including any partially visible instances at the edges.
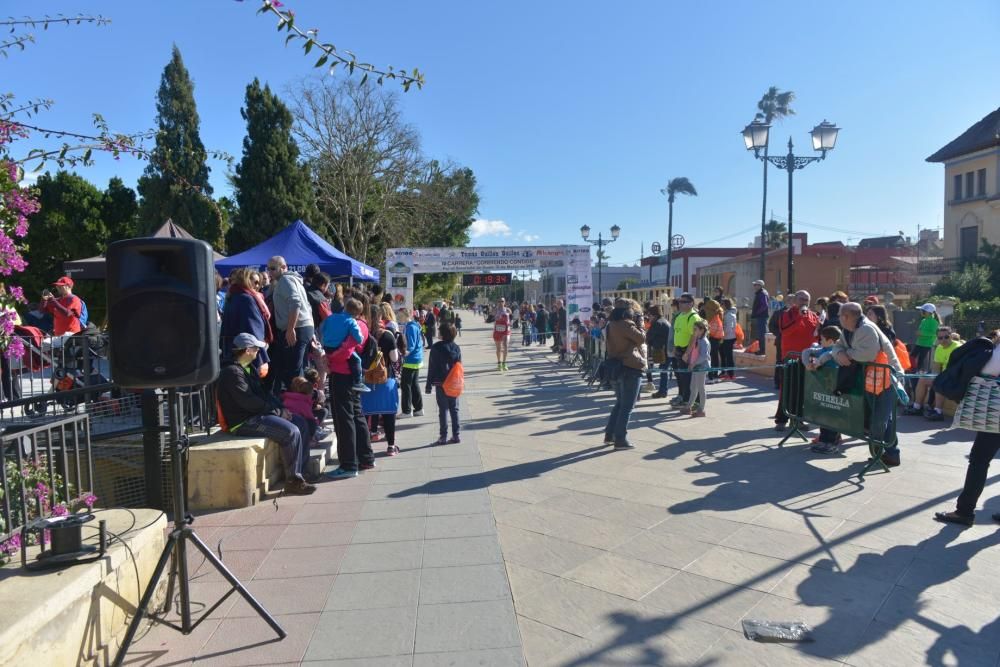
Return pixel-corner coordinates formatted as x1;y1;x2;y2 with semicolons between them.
106;237;220;389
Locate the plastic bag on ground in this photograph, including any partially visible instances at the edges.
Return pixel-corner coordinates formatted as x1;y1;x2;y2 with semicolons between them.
742;619;814;643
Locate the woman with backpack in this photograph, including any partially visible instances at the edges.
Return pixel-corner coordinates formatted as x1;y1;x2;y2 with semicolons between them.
425;322;462;445
362;306;403;456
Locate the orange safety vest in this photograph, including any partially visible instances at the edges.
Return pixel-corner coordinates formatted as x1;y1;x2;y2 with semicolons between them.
865;350;892;394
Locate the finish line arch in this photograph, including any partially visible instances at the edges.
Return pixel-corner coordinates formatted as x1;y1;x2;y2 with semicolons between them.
385;245;594;332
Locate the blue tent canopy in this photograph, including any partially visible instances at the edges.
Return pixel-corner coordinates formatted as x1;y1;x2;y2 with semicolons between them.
215;220;379;282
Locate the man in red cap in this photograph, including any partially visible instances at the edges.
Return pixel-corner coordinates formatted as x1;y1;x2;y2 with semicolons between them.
41;276;83;336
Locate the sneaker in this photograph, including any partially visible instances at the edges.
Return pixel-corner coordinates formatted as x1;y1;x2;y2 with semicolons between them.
669;396;685;406
326;467;358;479
810;441;841;455
386;445;400;456
775;422;788;432
433;437;447;446
650;392;667;399
413;410;424;417
502;363;509;371
603;436;615;446
284;477;317;495
679;406;691;415
497;363;503;372
903;405;923;416
881;453;901;467
398;411;412;418
692;410;706;418
371;431;382;442
447;435;461;444
352;383;372;393
315;428;333;441
925;411;945;422
613;441;636;450
359;461;376;471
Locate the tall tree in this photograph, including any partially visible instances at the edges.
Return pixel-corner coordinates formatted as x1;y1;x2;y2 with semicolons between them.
660;177;698;290
753;86;795;278
102;176;139;242
226;78;314;253
400;161;480;294
291;78;422;265
24;171;107;296
137;46;223;248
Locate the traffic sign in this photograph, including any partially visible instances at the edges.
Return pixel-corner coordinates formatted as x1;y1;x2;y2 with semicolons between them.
650;241;661;255
671;234;685;250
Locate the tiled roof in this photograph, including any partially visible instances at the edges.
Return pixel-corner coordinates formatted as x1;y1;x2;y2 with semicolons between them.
926;107;1000;163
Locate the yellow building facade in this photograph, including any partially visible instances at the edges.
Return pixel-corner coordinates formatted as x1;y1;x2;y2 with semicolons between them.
927;108;1000;259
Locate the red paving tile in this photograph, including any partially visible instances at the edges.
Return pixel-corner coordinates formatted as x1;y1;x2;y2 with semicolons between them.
227;575;337;617
202;524;288;552
290;501;365;524
189;549;268;583
192;612;321;666
277;522;357;549
253;545;348;580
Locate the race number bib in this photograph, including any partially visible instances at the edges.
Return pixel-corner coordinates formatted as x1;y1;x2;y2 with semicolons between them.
494;325;508;333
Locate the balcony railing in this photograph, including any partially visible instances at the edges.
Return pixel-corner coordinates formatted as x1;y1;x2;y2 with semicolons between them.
1;413;93;553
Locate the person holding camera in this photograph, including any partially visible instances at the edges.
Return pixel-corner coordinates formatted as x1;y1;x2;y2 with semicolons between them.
41;276;84;337
603;302;646;450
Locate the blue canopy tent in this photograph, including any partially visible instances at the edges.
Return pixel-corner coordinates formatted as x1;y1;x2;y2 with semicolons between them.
215;220;379;282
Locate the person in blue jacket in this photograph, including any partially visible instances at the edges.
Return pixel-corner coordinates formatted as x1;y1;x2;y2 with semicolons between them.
398;307;425;417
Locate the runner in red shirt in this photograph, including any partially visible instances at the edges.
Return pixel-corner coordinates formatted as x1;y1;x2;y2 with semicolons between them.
492;297;513;372
775;290;820;430
41;276;83;336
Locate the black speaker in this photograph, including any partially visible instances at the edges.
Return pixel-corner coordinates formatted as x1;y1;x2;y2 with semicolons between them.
106;238;220;388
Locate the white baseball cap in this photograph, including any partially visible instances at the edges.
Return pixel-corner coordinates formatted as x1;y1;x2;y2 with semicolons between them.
917;303;937;313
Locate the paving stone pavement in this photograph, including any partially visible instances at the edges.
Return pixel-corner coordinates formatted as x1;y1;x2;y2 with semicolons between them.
130;317;1000;666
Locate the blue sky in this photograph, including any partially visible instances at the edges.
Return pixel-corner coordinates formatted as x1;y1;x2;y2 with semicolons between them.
6;0;1000;265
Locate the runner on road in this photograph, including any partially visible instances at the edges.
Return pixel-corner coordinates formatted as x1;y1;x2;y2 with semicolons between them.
493;297;513;372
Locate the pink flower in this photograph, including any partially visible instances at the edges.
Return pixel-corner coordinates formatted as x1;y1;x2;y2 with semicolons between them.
82;494;97;509
51;504;68;517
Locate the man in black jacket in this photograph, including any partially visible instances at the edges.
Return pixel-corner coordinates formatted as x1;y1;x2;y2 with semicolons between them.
217;333;316;495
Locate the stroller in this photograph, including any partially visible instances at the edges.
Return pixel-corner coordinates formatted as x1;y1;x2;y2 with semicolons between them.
16;324;112;415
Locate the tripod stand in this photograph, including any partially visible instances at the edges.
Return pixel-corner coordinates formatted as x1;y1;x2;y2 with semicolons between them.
113;388;285;666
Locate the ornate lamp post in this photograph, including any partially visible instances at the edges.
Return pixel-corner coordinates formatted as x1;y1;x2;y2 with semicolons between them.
742;120;839;292
580;224;620;301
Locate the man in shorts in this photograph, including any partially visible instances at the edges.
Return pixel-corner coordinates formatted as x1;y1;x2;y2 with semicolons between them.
493;297;513;372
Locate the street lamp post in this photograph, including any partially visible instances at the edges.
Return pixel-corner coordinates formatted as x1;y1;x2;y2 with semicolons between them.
580;224;620;301
743;120;839;293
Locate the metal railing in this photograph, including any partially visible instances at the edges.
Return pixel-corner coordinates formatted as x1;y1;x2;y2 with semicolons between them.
1;413;93;549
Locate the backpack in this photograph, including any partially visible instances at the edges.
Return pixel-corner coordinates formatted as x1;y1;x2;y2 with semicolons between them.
735;323;745;346
442;360;465;397
79;298;89;326
932;337;995;402
362;335;387;385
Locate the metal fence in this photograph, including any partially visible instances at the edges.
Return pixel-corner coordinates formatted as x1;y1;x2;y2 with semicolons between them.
1;413;94;549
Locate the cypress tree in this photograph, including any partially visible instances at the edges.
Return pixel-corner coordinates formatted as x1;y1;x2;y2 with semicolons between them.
137;45;222;247
226;78;314;253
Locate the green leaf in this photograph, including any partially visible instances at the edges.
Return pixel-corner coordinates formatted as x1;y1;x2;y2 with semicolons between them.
314;54;328;68
303;39;313;54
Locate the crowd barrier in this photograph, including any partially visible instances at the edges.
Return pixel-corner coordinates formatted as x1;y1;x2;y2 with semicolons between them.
778;359;899;476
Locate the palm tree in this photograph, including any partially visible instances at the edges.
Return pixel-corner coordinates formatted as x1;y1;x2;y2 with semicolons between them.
660;177;698;293
595;248;610;268
764;218;788;248
754;87;795;277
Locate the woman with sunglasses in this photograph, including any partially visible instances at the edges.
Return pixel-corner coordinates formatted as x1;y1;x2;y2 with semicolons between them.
220;267;273;379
